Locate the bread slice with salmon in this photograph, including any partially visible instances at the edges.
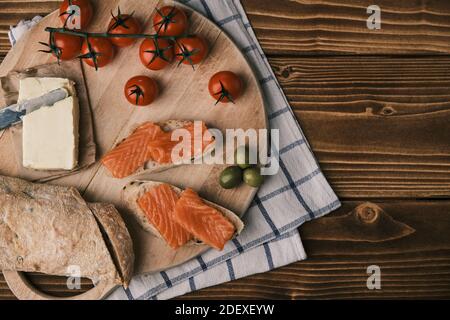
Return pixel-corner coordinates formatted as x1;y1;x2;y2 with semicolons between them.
101;120;216;179
122;181;244;251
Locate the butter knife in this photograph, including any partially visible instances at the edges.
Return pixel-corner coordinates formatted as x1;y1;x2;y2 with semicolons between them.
0;88;69;130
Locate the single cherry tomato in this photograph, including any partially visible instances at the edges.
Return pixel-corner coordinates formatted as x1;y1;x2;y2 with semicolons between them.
80;37;114;69
124;76;159;106
39;32;83;61
107;8;141;47
175;36;208;67
208;71;243;104
139;38;174;71
153;6;188;36
59;0;94;30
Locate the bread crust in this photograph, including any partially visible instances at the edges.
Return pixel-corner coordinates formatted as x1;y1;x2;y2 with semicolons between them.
89;203;135;288
0;175;133;287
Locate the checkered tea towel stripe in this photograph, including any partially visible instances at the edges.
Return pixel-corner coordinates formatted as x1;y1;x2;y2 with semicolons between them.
8;0;340;300
111;230;305;300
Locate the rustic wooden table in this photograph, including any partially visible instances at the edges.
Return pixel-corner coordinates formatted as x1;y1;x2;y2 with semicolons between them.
1;0;450;300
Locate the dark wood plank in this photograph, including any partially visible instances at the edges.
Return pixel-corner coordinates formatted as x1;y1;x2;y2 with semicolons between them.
2;201;449;299
0;1;60;26
0;0;60;61
241;0;450;55
181;201;450;299
2;0;450;58
1;0;449;301
269;56;450;198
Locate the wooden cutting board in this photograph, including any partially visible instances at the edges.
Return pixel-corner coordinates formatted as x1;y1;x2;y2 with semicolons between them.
0;0;267;299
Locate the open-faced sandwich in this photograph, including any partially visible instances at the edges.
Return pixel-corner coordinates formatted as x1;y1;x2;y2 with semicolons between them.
122;181;244;251
101;120;215;179
0;175;134;287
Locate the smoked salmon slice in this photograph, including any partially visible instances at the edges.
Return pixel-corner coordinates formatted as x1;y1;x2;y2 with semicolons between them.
101;121;214;178
174;189;236;251
137;184;193;250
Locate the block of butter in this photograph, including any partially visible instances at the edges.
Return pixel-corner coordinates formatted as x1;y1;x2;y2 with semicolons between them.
20;77;79;171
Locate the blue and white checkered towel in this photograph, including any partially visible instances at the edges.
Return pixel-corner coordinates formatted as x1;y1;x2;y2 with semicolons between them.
10;0;340;300
110;0;340;300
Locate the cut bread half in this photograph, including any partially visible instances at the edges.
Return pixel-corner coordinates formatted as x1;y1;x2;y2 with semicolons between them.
121;180;245;249
88;203;134;288
103;120;216;178
0;175;134;288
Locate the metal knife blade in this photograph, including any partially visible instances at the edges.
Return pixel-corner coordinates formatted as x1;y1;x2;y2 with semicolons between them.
0;88;69;130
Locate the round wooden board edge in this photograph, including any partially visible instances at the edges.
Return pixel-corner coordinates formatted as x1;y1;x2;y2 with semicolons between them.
3;271;118;300
2;0;269;300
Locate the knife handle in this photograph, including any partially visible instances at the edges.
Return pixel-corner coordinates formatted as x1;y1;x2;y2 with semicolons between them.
0;109;25;130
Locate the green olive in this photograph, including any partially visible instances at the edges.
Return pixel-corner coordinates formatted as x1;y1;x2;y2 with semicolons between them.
235;146;254;169
243;167;265;188
219;166;243;189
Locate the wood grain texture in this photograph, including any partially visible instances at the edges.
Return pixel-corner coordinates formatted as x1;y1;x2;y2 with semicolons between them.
2;0;450;57
0;0;267;299
2;201;450;299
1;0;450;300
3;271;115;300
241;0;450;55
5;4;448;197
181;201;450;299
269;56;450;198
0;0;60;60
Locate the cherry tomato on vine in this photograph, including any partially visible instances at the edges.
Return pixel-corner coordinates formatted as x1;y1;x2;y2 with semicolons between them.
39;32;83;62
107;8;141;47
153;6;188;36
124;76;159;106
175;36;208;67
59;0;94;30
208;71;243;104
79;37;114;69
139;38;174;71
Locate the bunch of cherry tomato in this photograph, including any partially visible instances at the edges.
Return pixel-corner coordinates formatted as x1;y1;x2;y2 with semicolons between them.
44;0;243;107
